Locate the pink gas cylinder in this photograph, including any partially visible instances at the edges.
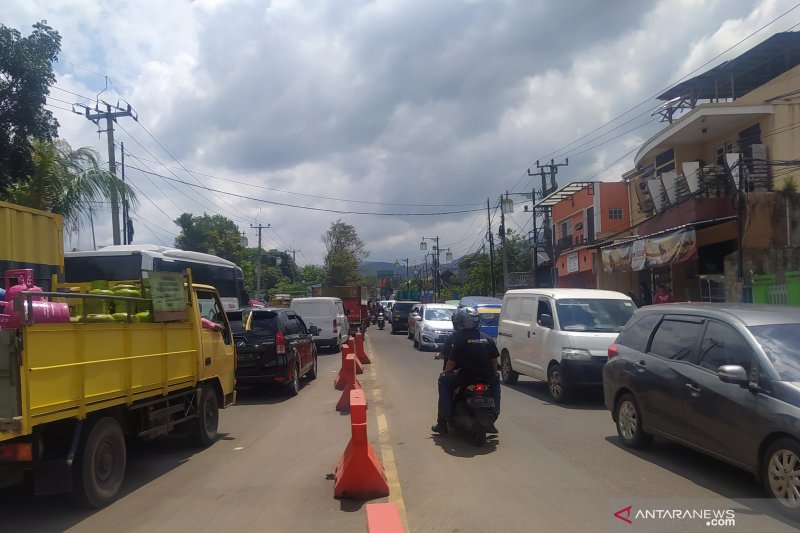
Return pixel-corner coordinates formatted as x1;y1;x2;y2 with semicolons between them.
0;269;68;328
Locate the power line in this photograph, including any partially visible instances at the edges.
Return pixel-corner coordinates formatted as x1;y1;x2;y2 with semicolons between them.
506;4;800;193
125;165;485;216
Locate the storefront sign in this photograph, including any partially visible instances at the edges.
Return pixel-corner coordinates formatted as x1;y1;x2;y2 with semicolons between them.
567;252;579;273
601;228;697;273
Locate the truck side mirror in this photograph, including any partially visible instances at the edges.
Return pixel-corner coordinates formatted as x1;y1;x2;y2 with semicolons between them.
539;313;554;329
308;325;320;336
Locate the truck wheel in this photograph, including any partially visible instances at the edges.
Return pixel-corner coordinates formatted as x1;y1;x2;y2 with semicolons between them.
193;385;219;447
74;417;127;508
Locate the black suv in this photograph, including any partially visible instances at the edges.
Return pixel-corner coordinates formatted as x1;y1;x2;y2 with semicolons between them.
603;303;800;517
233;307;319;396
390;300;421;334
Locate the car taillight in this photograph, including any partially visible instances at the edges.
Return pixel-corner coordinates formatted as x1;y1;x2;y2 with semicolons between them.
333;319;338;334
473;383;487;393
276;332;286;355
608;342;619;360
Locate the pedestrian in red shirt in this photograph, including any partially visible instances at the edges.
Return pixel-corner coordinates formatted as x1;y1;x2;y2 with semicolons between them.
653;284;673;304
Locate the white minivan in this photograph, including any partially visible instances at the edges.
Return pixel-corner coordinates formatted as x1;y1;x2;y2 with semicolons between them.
290;297;349;349
497;289;635;403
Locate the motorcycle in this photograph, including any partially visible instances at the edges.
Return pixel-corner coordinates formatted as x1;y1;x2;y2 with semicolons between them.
376;312;385;330
450;381;497;446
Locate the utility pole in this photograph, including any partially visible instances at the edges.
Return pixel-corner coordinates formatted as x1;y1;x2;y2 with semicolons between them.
533;158;568;287
121;142;131;245
500;194;508;292
81;102;136;245
487;198;496;297
285;248;301;281
250;223;270;301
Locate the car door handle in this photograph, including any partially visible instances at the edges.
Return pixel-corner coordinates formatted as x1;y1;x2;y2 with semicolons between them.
685;383;701;396
527;331;535;337
633;360;646;367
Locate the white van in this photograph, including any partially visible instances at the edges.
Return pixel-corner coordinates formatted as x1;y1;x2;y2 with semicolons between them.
497;289;635;403
290;297;349;349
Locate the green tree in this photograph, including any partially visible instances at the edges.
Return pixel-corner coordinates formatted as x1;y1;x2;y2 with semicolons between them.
0;21;61;193
4;139;137;233
299;264;326;287
322;219;369;285
174;213;245;263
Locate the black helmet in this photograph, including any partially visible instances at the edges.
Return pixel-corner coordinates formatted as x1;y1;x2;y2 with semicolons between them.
452;307;480;331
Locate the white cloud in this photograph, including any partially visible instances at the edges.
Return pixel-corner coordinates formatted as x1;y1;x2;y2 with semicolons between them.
4;0;796;264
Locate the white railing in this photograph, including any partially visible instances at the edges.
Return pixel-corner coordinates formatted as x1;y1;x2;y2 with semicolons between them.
769;284;789;305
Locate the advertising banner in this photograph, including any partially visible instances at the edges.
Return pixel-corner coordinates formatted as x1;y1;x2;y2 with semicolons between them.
602;228;697;273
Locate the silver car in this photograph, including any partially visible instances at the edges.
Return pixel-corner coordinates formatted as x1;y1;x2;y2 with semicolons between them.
410;304;457;351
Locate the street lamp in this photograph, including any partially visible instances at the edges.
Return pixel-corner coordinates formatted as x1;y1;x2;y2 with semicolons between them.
395;258;410;291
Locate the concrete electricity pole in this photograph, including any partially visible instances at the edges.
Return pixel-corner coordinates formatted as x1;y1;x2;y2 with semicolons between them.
487;198;496;297
250;223;270;301
81;102;136;245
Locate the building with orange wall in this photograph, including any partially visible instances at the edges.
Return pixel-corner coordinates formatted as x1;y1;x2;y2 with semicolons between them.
538;181;629;288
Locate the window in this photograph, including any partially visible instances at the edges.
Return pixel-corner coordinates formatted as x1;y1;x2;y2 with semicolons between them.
750;324;800;381
697;321;752;372
655;148;675;174
616;314;661;352
537;298;553;326
608;208;623;220
286;314;302;335
560;219;573;239
555;299;635;332
648;318;704;360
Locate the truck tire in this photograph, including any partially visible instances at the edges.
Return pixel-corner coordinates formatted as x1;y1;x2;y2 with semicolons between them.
192;385;219;447
74;417;127;508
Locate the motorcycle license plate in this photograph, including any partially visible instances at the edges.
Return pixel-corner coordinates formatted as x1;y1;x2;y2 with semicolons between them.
467;397;495;408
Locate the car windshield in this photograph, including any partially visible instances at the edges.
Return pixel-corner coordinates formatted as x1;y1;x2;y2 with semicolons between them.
555;298;635;333
425;308;455;321
748;324;800;381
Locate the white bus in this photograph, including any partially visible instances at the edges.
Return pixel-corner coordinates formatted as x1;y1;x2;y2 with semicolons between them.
64;244;247;310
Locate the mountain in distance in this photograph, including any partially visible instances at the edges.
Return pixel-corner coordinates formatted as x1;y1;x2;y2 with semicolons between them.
358;258;461;278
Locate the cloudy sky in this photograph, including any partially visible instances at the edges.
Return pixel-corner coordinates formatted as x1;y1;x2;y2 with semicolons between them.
5;0;800;268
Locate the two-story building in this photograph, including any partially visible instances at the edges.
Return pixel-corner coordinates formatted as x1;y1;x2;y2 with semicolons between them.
597;31;800;303
536;181;630;288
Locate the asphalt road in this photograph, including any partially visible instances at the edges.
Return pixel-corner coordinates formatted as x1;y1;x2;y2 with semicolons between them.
3;326;800;533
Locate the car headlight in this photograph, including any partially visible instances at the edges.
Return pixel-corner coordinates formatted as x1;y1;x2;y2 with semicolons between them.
562;348;592;361
422;325;434;334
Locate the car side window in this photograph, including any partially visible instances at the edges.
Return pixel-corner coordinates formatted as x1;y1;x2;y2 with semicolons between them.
536;299;552;326
616;314;661;353
286;314;302;335
697;321;753;373
648;318;703;361
295;315;309;335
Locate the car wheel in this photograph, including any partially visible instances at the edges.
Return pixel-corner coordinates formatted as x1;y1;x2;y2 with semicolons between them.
287;363;300;396
73;417;127;508
500;352;518;385
471;428;487;447
763;438;800;518
306;352;318;380
614;393;652;449
547;364;571;403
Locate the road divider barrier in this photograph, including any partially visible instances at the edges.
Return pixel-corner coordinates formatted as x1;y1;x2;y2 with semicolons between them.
336;353;362;411
334;389;389;500
335;341;363;390
365;503;404;533
355;332;371;364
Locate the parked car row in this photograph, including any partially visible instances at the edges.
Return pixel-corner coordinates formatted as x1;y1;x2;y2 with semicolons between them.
227;296;353;397
491;287;800;518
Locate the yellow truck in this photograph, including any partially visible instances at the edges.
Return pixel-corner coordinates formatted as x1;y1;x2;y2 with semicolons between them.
0;273;236;507
0;200;64;290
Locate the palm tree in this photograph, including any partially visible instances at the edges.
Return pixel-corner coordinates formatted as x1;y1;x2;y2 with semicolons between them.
4;138;138;233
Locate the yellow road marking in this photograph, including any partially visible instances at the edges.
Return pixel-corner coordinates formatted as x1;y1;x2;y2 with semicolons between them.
365;336;410;532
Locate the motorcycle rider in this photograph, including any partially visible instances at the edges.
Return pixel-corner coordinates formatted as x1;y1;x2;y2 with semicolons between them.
431;307;501;435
